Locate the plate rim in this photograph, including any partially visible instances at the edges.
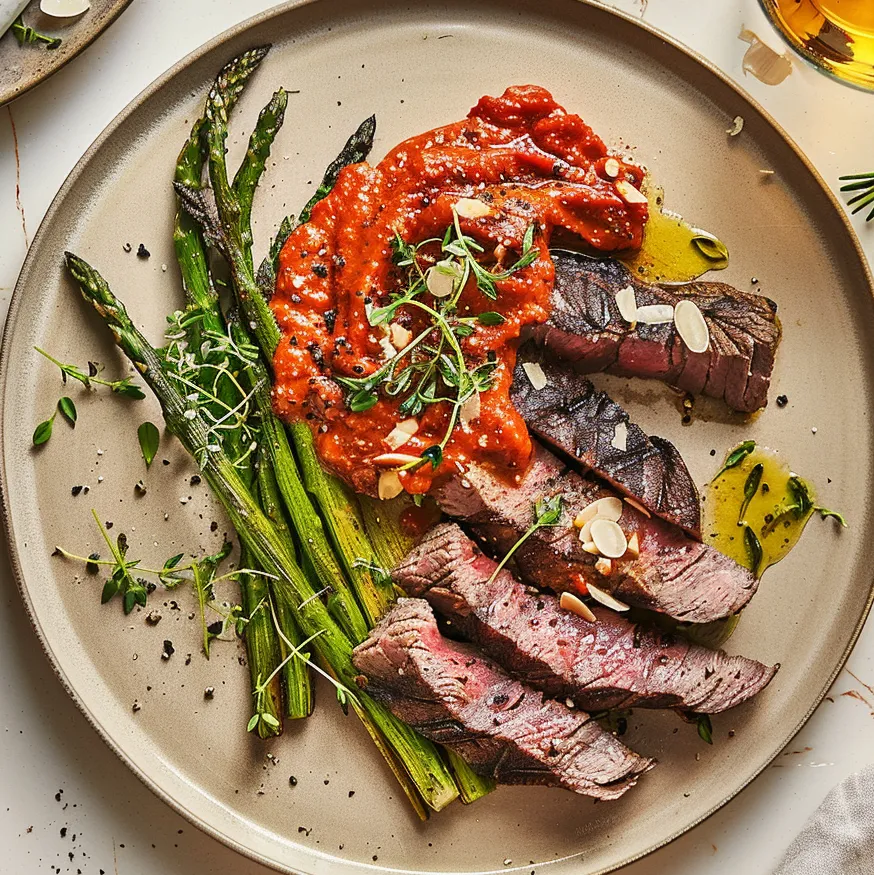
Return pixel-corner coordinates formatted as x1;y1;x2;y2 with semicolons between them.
2;1;873;872
0;0;135;108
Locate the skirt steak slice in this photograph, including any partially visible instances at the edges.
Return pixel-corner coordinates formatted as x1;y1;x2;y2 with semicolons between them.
433;443;758;624
512;346;701;536
528;253;781;413
394;523;778;713
352;598;654;799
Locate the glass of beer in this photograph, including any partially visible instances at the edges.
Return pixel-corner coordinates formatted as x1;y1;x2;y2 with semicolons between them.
760;0;874;90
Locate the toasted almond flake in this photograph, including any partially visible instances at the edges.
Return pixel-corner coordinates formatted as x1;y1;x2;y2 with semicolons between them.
377;471;404;501
384;420;419;450
615;180;648;205
594;557;613;576
582;541;600;555
624;532;640;559
389;322;412;350
759;169;775;176
611;421;628;452
727;115;744;136
604;157;621;178
521;361;548;391
573;497;623;529
454;197;492;219
624;496;651;518
372;452;420;468
615;285;638;323
378;333;397;360
635;303;675;325
426;261;458;298
590;519;628;559
460;392;481;427
41;0;90;16
674;299;710;354
559;591;597;623
586;582;630;612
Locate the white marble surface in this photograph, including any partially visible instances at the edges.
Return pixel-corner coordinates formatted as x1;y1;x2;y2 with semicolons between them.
1;1;873;873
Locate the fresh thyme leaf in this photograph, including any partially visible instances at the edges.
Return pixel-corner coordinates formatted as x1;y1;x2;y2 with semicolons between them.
420;445;443;470
715;440;755;478
58;396;77;426
786;476;814;518
138;421;160;467
349;390;379;413
696;713;713;744
246;714;260;732
100;577;119;604
477;311;506;326
744;525;763;577
816;507;848;527
32;416;54;446
737;463;763;524
113;379;147;400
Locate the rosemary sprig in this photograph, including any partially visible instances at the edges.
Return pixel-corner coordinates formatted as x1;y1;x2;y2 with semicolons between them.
839;172;874;220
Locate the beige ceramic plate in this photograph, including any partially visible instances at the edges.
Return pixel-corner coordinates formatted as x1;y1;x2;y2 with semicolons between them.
0;0;132;106
2;1;873;872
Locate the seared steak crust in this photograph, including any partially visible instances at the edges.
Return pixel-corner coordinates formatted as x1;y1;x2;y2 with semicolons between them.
433;443;758;624
528;253;781;412
395;523;778;713
512;347;700;536
352;598;654;798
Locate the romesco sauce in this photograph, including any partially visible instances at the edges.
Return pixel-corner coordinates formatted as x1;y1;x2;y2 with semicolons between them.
271;85;647;496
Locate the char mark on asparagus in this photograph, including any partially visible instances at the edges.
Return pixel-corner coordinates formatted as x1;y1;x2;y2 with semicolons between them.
395;523;778;713
512;346;701;536
527;253;780;413
433;443;758;624
352;598;654;798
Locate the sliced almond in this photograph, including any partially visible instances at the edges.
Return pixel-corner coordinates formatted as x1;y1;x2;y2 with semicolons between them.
615;285;638;323
573;497;623;528
460;392;481;427
623;496;652;518
41;0;90;16
559;591;597;623
378;333;397;361
635;303;675;325
674;299;710;354
615;179;648;205
604;157;621;179
377;470;404;501
454;197;492;219
727;115;744;137
624;531;640;559
521;361;548;391
590;519;628;559
594;557;613;576
581;541;600;555
586;582;630;612
611;421;628;452
384;419;419;450
426;260;459;298
372;452;421;468
389;322;413;350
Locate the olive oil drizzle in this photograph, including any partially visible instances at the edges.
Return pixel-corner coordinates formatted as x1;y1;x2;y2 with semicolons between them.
619;180;730;284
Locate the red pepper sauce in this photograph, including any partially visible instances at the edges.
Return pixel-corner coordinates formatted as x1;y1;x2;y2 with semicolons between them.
271;85;647;495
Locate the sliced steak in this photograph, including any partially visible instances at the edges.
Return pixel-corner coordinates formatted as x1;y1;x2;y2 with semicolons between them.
527;253;781;412
352;597;654;798
433;443;757;624
395;523;778;713
512;346;700;536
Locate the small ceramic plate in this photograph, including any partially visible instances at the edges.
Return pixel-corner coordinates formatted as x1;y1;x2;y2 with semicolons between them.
2;1;873;873
0;0;132;106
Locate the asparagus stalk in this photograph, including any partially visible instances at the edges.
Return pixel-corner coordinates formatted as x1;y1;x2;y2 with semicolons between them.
65;253;458;815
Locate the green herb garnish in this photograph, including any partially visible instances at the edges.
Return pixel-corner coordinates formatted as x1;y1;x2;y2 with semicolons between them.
839;172;874;220
696;713;713;745
487;494;564;585
137;421;160;467
715;440;755;478
737;462;763;524
12;17;61;49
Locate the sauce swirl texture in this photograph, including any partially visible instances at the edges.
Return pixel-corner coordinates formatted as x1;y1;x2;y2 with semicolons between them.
271;85;648;494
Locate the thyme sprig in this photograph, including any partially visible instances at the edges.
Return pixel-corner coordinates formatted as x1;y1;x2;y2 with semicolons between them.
35;347;146;398
12;16;61;49
487;494;564;585
334;211;538;470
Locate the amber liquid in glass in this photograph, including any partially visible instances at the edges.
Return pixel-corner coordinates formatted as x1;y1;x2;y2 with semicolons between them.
761;0;874;89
